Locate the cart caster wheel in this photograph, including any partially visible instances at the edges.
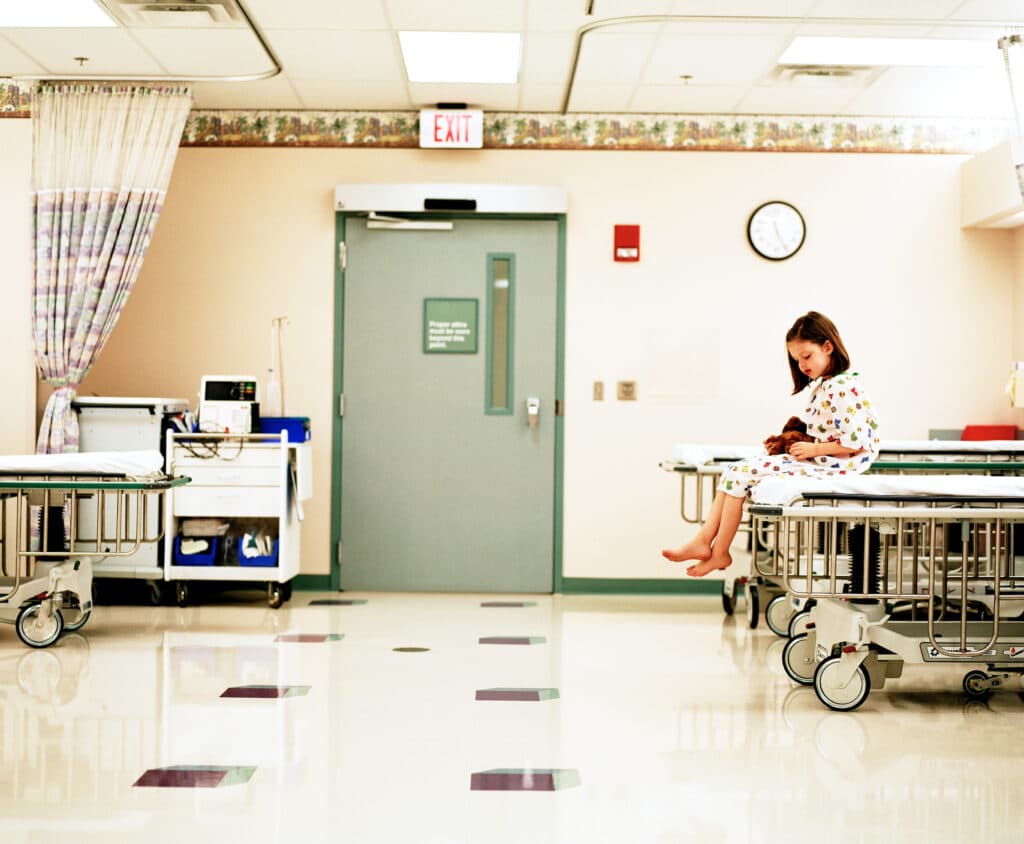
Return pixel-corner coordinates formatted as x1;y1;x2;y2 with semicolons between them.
63;608;91;633
963;670;993;700
16;604;64;649
281;581;293;602
267;582;284;609
147;581;164;606
721;583;736;616
782;632;817;686
745;584;760;630
813;656;871;711
788;609;812;638
765;594;795;638
175;582;189;608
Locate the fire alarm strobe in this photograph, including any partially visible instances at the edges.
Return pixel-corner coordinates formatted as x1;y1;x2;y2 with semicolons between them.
614;224;640;261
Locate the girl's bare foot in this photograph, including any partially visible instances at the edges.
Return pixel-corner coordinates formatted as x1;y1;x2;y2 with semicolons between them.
686;551;732;577
662;537;712;563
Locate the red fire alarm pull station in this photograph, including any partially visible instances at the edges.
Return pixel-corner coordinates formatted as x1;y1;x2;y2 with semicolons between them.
614;224;640;261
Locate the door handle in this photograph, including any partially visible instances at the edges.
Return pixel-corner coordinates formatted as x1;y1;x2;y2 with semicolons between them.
526;397;540;429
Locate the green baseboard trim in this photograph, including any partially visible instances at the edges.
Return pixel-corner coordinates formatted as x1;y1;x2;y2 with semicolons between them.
560;578;725;596
292;574;334;591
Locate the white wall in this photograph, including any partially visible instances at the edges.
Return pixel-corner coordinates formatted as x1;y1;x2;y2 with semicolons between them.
1;138;1016;581
0;120;36;454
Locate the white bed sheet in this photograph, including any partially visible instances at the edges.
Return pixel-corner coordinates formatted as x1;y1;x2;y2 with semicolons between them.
0;450;164;479
751;474;1024;507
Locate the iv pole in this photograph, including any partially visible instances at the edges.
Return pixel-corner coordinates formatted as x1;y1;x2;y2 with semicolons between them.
266;316;288;417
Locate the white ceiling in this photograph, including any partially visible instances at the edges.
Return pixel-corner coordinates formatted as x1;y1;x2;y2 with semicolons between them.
1;0;1023;117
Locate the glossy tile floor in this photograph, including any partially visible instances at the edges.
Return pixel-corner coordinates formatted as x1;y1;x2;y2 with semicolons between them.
0;590;1022;843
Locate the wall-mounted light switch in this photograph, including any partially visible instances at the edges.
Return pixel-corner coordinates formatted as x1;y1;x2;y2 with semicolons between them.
617;380;637;401
593;381;604;401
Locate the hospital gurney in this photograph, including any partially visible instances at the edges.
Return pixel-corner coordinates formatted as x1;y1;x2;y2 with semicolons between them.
661;440;1024;634
749;474;1024;711
0;451;188;648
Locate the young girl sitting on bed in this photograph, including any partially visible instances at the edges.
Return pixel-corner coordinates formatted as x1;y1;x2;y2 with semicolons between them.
662;310;881;577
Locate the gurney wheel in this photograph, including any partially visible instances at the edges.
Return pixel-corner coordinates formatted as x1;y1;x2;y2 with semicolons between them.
16;604;64;649
175;582;189;607
963;670;993;700
267;582;284;609
788;610;812;638
63;608;90;633
782;633;816;686
765;595;795;638
813;657;871;712
721;585;736;616
745;584;760;629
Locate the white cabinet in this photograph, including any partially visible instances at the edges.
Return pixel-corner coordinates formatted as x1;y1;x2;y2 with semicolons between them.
164;433;310;607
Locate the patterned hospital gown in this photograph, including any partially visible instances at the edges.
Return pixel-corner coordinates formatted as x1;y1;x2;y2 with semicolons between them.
718;371;881;498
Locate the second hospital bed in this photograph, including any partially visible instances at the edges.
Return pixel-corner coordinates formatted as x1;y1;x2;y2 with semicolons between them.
748;473;1024;710
0;451;188;648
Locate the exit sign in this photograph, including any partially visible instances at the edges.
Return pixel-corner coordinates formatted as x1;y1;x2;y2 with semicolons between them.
419;109;484;149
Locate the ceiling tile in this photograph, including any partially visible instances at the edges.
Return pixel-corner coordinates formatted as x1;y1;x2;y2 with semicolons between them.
385;0;525;32
517;83;564;111
845;65;1014;117
574;31;656;85
951;0;1024;20
245;0;391;30
132;28;276;76
735;85;861;114
5;28;164;75
643;33;790;85
565;83;634;111
794;22;936;37
630;84;749;113
268;29;403;81
190;77;303;109
0;33;46;75
674;0;818;14
521;31;575;83
809;0;963;19
525;0;592;32
292;78;411;110
409;82;519;111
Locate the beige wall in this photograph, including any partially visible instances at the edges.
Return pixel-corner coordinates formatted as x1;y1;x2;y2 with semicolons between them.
2;132;1019;581
0;120;35;454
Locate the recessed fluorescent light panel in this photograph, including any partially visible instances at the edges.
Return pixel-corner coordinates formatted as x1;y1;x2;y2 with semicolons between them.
779;36;993;67
399;31;521;84
0;0;116;27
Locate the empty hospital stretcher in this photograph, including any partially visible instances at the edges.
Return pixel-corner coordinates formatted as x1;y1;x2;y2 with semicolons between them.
0;451;188;648
748;474;1024;710
661;440;1024;634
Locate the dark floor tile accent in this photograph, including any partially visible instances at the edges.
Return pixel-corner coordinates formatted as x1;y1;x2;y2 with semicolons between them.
275;634;344;643
481;601;537;608
393;646;430;653
309;599;368;606
470;768;580;791
134;765;256;788
479;636;547;645
476;688;560;701
221;685;311;699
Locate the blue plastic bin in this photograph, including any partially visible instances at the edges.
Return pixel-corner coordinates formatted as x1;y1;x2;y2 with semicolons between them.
174;536;218;566
259;417;310;443
238;537;279;568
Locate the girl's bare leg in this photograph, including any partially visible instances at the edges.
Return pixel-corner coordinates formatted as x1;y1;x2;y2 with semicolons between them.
662;492;727;562
686;494;744;577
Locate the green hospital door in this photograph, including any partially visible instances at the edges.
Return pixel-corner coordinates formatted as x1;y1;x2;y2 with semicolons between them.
338;216;560;592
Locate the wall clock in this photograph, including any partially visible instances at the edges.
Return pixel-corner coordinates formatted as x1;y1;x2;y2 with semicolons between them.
747;201;805;261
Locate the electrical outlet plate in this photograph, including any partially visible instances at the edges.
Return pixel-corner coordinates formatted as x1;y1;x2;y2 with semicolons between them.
617;381;637;401
593;381;604;401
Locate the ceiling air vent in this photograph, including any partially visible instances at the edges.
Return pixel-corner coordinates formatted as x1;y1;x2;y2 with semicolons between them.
773;65;882;87
107;0;243;26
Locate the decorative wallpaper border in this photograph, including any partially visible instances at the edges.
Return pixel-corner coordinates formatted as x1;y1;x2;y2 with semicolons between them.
0;80;1009;154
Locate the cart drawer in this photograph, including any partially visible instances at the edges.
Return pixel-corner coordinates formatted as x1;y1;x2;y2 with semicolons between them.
180;465;281;487
172;486;280;517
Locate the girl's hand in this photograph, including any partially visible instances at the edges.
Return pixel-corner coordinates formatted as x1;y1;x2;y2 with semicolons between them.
788;441;818;461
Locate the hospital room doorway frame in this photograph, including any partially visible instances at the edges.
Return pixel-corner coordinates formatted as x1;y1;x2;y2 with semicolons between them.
329;209;567;593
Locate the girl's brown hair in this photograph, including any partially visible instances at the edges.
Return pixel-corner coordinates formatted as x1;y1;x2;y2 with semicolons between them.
785;311;851;394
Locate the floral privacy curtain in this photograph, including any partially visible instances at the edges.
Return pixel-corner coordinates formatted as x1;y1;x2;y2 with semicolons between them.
32;83;192;453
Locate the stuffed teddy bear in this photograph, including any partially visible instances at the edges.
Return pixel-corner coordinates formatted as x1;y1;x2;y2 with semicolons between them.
763;416;814;456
